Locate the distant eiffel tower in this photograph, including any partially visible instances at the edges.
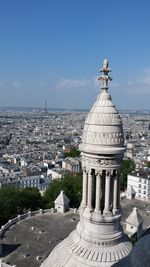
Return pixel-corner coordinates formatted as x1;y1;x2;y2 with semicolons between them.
44;100;48;114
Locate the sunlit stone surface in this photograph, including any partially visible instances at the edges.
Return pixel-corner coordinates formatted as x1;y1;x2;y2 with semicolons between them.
41;59;132;267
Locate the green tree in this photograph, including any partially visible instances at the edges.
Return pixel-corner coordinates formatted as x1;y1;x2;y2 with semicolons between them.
62;174;82;207
43;179;63;208
18;187;42;212
0;187;20;226
120;159;135;191
43;173;82;209
147;161;150;168
64;147;80;158
0;187;42;226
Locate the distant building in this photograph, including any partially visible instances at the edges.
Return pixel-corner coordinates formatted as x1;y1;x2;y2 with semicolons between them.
19;175;52;192
47;168;70;180
47;168;62;180
63;145;73;153
62;157;81;173
126;185;136;200
127;168;150;202
0;176;20;188
0;162;21;176
126;142;133;159
21;164;42;177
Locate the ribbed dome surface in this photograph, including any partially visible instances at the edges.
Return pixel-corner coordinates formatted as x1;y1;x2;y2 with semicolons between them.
41;228;132;267
80;89;125;155
40;59;131;267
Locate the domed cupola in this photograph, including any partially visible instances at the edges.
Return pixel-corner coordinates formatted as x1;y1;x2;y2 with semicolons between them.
40;59;132;267
80;58;125;155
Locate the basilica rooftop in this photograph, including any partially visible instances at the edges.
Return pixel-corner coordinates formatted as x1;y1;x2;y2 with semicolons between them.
1;198;150;267
1;212;79;267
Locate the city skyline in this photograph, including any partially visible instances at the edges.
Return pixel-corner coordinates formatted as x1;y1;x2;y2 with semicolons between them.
0;0;150;109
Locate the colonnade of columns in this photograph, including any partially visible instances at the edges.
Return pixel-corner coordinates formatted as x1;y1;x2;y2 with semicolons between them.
82;167;120;215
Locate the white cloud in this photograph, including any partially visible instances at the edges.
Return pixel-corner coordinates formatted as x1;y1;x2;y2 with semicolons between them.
39;81;47;87
122;68;150;94
129;70;150;86
111;82;120;88
13;81;22;89
141;69;150;85
55;76;99;91
92;76;99;87
143;68;150;74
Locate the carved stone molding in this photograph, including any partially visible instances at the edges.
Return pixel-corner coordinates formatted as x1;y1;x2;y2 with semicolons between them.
85;113;122;126
81;235;124;247
82;131;124;145
82;156;121;170
95;170;103;176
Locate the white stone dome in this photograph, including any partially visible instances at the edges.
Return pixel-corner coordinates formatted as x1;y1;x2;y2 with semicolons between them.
114;234;150;267
130;234;150;267
41;227;132;267
80;88;125;155
40;59;131;267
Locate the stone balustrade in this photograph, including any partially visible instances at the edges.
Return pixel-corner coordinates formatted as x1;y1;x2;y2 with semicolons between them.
0;207;78;239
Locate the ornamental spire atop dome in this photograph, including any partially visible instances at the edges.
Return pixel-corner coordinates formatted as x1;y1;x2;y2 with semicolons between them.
98;58;112;90
41;58;132;267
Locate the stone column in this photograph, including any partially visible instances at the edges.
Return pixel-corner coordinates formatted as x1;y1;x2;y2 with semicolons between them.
82;168;88;207
104;171;111;215
113;173;118;214
87;170;93;210
117;172;121;209
95;173;102;212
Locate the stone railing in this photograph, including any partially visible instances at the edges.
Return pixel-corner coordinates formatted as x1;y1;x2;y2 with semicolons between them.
0;207;78;239
0;208;53;238
0;261;15;267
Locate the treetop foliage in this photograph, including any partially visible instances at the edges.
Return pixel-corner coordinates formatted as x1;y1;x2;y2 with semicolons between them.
0;187;42;226
64;147;80;158
0;173;82;227
0;159;135;227
43;173;82;209
120;159;135;191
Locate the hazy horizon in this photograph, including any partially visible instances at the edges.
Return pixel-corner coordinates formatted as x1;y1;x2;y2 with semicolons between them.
0;0;150;109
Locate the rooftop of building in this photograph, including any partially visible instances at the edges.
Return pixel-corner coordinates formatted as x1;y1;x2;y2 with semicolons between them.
1;197;150;267
1;212;79;267
129;168;150;179
121;197;150;230
126;207;143;227
54;190;70;205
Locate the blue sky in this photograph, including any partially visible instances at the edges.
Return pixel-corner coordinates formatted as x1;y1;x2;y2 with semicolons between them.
0;0;150;109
